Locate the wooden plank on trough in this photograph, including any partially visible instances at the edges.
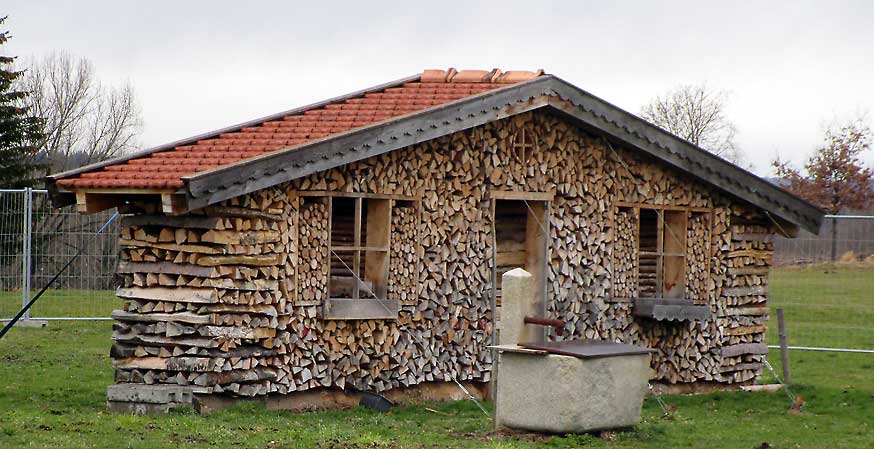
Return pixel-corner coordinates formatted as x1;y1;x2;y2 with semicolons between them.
122;215;224;229
718;306;769;317
119;239;225;254
724;285;768;297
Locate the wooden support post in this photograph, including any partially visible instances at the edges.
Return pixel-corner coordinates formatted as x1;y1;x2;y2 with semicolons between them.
777;308;791;385
489;199;498;404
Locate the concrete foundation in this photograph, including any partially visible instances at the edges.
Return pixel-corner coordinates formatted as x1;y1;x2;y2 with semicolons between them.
107;384;194;414
494;350;651;433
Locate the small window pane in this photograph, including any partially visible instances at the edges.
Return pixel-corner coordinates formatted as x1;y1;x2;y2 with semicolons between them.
364;199;390;249
663;255;685;299
663;210;686;254
639;209;659;253
329;250;358;298
331;197;356;247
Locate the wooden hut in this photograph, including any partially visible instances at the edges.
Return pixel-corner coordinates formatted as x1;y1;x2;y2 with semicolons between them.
47;68;824;412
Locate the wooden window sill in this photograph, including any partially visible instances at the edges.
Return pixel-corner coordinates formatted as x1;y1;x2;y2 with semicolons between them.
323;298;400;320
632;298;711;322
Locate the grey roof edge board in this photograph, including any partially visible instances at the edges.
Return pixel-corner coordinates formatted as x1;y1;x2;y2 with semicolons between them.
45;73;423;183
541;78;824;232
177;75;823;233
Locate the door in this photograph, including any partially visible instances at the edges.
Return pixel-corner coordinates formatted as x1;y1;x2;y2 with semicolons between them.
493;198;548;343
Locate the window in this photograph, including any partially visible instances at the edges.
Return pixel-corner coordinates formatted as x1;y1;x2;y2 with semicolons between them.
329;197;390;300
638;208;687;299
510;127;537;163
302;194;399;321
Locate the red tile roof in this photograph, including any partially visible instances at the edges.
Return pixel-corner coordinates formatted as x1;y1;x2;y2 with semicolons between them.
57;68;544;190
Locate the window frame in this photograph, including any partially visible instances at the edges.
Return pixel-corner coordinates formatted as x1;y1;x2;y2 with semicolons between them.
298;191;418;320
612;202;711;301
328;196;390;300
636;207;687;299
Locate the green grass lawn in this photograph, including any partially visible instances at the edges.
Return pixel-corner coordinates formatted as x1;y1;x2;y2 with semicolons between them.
0;266;873;447
0;324;872;447
0;289;116;319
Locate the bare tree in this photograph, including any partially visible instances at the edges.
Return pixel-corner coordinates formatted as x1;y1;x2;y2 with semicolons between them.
641;83;743;164
16;52;142;172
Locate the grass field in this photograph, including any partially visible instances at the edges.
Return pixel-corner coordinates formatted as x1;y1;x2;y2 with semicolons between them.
0;321;872;448
0;266;873;447
770;264;874;349
0;289;116;319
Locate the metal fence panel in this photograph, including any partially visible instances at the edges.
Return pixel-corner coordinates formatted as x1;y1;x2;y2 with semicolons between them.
0;189;28;318
0;189;119;320
771;215;874;352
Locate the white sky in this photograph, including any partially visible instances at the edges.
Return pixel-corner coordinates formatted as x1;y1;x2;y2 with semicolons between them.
6;0;874;175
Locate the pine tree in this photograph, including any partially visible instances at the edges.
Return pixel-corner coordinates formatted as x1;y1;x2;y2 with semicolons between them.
0;16;43;188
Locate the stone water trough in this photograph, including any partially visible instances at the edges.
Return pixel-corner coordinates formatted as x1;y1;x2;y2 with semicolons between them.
490;268;655;434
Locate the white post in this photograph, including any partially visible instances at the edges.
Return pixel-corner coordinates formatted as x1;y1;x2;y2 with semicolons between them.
21;187;33;320
499;268;537;346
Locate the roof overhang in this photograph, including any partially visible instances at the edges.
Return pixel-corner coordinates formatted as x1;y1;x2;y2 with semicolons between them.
48;75;824;233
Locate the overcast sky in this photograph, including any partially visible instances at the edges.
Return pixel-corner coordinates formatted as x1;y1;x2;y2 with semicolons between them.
5;1;874;175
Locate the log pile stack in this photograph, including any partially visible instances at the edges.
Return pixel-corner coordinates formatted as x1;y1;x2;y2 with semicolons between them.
715;211;774;383
109;109;780;403
112;188;294;397
296;200;329;304
612;208;637;299
685;213;711;303
388;204;420;305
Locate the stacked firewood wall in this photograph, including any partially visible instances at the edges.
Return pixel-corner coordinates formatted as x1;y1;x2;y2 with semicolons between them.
715;209;773;383
110;109;777;396
612;208;638;299
686;213;711;303
296;200;328;303
112;188;294;396
388;205;420;304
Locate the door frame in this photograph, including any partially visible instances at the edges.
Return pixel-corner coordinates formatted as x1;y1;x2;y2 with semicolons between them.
489;190;553;346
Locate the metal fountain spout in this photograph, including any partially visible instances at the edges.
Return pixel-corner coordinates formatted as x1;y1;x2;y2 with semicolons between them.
523;316;565;337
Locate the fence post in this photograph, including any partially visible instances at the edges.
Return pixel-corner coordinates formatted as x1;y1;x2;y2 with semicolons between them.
21;187;33;320
830;216;838;262
777;308;791;385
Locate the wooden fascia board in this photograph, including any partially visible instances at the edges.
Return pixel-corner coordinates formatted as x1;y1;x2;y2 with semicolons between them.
44;73;423;183
181;77;558;210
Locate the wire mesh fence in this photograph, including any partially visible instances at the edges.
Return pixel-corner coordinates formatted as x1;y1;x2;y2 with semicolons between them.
0;189;119;321
770;215;874;352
